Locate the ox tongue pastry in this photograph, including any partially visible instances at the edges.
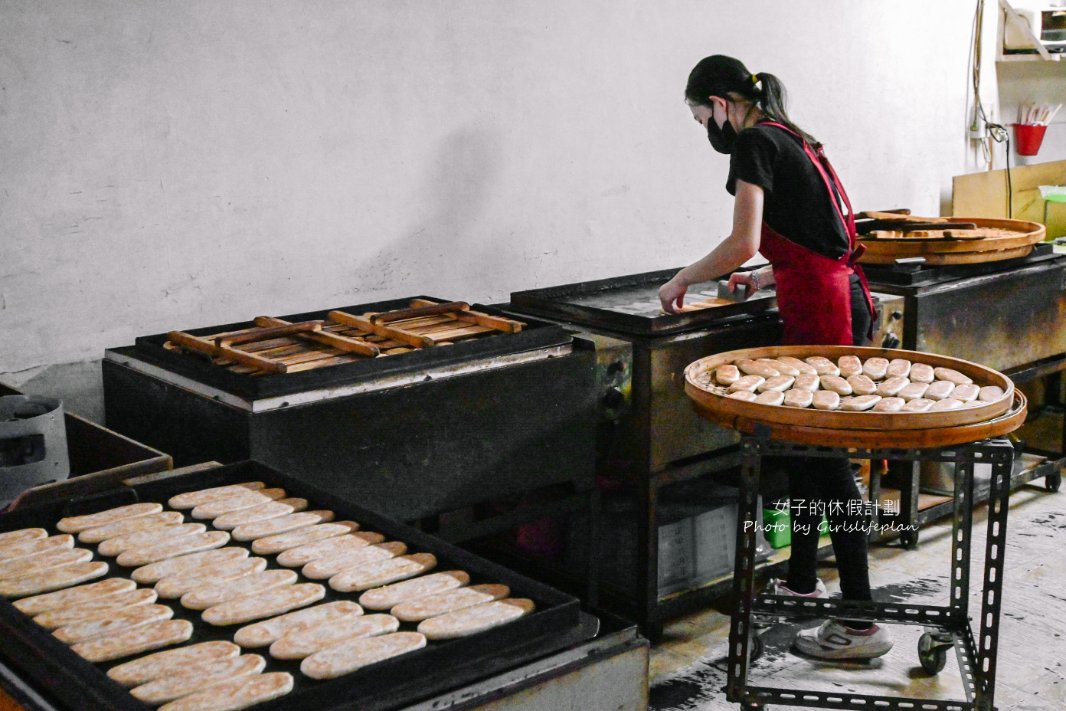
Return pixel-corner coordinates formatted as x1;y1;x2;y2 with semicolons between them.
233;600;364;648
57;503;163;534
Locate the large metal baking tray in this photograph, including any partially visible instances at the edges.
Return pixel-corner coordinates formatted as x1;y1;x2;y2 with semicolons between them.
125;298;572;400
509;268;778;337
0;460;586;711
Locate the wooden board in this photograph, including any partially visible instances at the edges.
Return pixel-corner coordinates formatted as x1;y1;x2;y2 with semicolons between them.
952;159;1066;239
856;216;1044;264
684;345;1015;432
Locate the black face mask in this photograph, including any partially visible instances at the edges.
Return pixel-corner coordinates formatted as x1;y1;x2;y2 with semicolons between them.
706;115;737;154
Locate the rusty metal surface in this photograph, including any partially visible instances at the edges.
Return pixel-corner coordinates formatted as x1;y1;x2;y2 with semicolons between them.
867;255;1066;372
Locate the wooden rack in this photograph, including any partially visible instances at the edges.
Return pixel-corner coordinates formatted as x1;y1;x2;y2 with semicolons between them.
164;300;525;375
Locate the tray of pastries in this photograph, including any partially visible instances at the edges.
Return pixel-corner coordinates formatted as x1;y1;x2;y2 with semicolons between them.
685;345;1016;432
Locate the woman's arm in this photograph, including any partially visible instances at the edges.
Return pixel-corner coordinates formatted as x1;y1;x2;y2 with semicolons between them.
658;180;765;314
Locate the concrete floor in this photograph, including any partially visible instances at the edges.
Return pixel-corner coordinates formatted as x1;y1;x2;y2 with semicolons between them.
648;471;1066;711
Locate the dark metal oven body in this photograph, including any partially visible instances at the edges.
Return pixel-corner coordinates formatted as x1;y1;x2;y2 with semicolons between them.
0;460;590;711
102;298;598;524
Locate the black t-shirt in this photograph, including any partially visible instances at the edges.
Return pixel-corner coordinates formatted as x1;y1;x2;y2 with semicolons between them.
726;123;850;259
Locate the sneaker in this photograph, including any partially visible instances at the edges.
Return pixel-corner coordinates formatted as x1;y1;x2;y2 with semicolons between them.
793;620;894;660
767;578;828;598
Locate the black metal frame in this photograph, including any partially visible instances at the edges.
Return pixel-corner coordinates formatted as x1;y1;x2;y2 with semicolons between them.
728;437;1014;711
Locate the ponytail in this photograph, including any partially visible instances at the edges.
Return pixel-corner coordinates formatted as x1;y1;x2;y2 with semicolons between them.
686;56;820;149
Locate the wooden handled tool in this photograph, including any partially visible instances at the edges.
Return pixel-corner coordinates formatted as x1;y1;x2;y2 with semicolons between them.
216;322;322;348
328;310;434;348
408;299;524;333
369;301;470;324
167;331;288;374
253;316;380;357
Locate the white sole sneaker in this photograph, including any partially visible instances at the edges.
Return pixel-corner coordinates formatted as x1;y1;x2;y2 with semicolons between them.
793;620;894;660
767;578;828;598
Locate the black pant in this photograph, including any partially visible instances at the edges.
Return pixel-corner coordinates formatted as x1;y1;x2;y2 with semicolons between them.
784;274;873;605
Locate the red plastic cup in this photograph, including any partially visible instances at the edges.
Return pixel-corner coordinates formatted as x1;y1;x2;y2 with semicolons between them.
1013;123;1048;156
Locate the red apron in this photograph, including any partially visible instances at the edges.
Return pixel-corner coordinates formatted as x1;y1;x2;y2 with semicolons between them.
756;122;876;347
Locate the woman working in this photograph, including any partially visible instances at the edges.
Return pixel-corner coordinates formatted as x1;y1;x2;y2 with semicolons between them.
659;54;891;660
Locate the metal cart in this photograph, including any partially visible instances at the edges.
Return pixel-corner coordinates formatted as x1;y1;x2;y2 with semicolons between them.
728;434;1014;711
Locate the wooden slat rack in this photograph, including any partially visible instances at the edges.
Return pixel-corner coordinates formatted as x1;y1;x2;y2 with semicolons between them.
164;299;525;375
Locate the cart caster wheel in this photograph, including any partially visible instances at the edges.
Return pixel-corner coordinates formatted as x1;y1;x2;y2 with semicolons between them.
750;635;764;662
1046;473;1061;493
743;703;767;710
900;528;919;550
918;632;948;675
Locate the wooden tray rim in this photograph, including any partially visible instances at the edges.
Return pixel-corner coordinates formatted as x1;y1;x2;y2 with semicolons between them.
858;216;1044;255
684;345;1014;432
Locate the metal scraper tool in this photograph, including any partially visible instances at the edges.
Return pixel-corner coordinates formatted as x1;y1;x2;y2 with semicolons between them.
716;280;750;302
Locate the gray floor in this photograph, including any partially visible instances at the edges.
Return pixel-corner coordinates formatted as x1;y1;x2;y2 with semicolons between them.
648;477;1066;711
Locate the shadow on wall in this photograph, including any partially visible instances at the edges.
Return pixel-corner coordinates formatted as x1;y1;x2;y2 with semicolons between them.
345;124;516;299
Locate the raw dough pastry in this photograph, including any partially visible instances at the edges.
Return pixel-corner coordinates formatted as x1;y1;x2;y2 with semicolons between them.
300;632;426;680
132;547;249;584
812;391;841;411
54;604;174;645
792;374;820;392
0;535;74;562
837;355;863;377
930;398;963;411
846;374;877;396
98;523;206;557
898;382;929;401
761;358;800;377
156;672;293;711
13;577;136;616
756;375;794;393
57;503;163;534
117;531;230;568
155;557;268;599
0;546;92;580
933;367;973;385
783;389;813;408
201;583;325;626
715;364;740;385
71;619;193;663
0;561;108;598
301;542;408;580
776;356;818;375
329;553;437;593
181;570;298;611
107;641;241;687
249;521;358;556
726;391;758;402
728;375;764;393
872;397;905;413
417;598;536;640
861;357;889;380
130;654;267;706
276;533;390;569
233;600;364;648
269;613;399;660
168;482;266;510
819;375;853;395
392;584;511;623
887;359;912;378
909;363;935;383
33;588;158;629
839;395;881;412
951;383;980;402
875;376;909;397
191;489;287;520
359;571;470;611
902;398;935;413
924;381;956;401
737;359;779;378
804;356;840;376
754;391;784;406
978;385;1005;402
78;512;185;544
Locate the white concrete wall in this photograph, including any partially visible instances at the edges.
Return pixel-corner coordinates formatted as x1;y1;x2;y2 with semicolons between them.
2;1;977;404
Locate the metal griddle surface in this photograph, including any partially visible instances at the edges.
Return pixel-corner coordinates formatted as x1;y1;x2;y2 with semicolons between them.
509;268;777;336
0;461;586;711
862;243;1063;287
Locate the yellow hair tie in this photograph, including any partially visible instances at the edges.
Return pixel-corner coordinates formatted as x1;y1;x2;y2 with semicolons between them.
751;73;759;86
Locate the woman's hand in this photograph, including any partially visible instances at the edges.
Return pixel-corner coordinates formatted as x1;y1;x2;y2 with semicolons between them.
659;278;688;314
726;270;759;295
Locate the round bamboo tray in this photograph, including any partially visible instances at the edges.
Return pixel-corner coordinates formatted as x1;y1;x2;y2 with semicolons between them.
690;391;1027;449
684;345;1015;433
857;216;1045;266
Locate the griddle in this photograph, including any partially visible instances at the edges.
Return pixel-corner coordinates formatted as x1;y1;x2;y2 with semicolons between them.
509;268;777;336
0;460;588;711
860;241;1061;286
127;297;571;399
